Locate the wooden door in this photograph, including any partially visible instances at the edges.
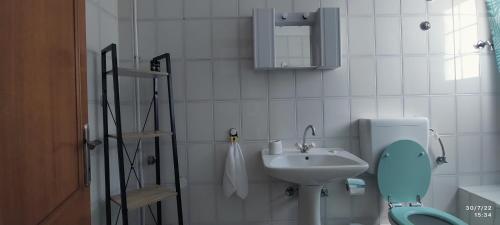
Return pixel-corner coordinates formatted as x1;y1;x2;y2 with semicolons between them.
0;0;90;224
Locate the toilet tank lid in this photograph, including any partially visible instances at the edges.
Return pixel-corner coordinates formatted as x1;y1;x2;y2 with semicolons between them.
377;140;431;204
360;117;429;126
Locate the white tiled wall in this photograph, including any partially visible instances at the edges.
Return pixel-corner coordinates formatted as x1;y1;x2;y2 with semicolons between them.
85;0;127;224
113;0;500;224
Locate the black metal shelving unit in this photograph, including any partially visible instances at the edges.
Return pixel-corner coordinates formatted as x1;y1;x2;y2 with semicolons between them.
101;43;184;225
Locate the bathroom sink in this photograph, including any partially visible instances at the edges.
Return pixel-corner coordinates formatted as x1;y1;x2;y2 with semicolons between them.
261;148;369;185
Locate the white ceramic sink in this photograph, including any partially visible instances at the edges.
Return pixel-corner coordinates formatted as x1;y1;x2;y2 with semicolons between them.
261;148;369;185
262;148;368;225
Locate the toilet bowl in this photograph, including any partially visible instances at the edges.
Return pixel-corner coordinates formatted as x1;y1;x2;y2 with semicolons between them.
389;207;467;225
377;140;468;225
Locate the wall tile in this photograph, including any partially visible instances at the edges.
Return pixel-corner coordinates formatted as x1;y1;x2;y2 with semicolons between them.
87;52;100;103
458;135;481;173
137;0;155;19
481;173;500;185
350;175;379;218
186;60;213;100
118;0;131;18
348;0;374;15
324;57;349;97
239;0;266;17
457;54;480;93
241;142;269;181
481;95;500;133
217;189;244;221
454;15;479;55
430;96;456;134
213;19;239;58
429;16;455;54
213;60;240;100
482;134;500;172
403;56;429;95
429;55;455;94
86;2;100;51
351;97;377;136
188;143;215;183
297;99;324;137
242;100;269;140
212;0;238;17
190;185;216;223
480;54;500;93
245;183;272;221
214;101;240;141
270;71;295;98
340;17;349;55
402;16;428;54
401;0;426;14
458;174;481;186
241;60;268;99
296;70;323;97
185;0;211;18
185;20;212;59
156;0;184;19
325;180;352;218
457;95;481;133
475;0;487;15
268;0;293;12
117;21;133;60
350;57;376;96
270;100;297;139
378;96;403;118
348;17;375;55
187;102;213;141
157;21;184;59
404;96;430;118
101;0;118;16
375;17;401;55
324;98;350;137
214;143;229;183
321;0;347;16
239;18;253;58
432;175;458;214
377;57;402;95
431;136;457;175
175;103;188;141
137;21;156;59
429;0;453;15
375;0;400;15
478;16;491;40
271;182;299;220
293;0;320;12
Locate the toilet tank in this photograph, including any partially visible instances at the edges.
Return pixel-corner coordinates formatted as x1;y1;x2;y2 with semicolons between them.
359;118;429;174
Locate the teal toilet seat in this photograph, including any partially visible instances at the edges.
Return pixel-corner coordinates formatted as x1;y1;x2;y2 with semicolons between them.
377;140;431;203
390;207;467;225
378;140;469;225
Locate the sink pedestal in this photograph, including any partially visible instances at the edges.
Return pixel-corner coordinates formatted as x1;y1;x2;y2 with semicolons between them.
298;185;322;225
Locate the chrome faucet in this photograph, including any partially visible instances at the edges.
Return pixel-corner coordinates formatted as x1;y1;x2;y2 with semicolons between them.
296;125;316;153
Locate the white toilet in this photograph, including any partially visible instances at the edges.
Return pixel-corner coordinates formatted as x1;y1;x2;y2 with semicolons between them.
359;118;468;225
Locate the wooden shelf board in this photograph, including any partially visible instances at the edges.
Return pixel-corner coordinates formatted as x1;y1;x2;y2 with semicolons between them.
109;131;171;140
106;67;169;78
111;185;177;209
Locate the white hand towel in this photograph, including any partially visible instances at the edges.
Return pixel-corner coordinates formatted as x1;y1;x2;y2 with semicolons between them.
223;142;248;199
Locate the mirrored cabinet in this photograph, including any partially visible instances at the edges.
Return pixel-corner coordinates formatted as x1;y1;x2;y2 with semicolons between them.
253;8;341;70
